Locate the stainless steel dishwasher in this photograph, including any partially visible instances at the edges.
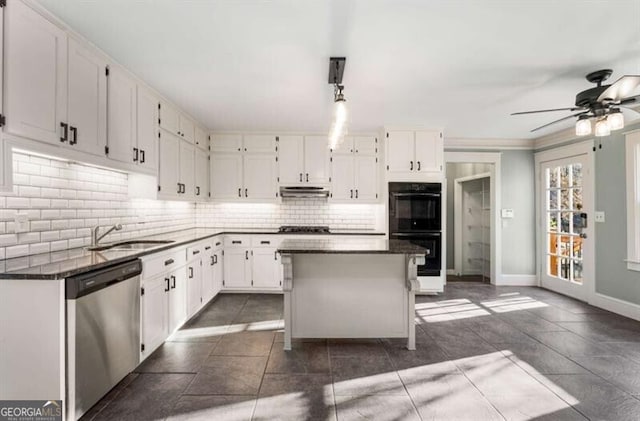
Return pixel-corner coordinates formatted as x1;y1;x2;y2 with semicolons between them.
65;259;142;420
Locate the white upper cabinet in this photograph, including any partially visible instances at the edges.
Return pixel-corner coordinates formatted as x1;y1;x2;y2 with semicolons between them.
194;149;209;200
158;130;181;197
5;0;67;145
136;86;159;172
277;135;304;184
179;141;195;199
355;156;378;200
304;136;331;184
244;135;277;154
67;37;107;156
179;114;195;143
107;66;137;163
159;100;179;136
211;154;243;199
354;136;377;155
211;134;242;153
332;136;355;155
330;136;379;202
386;129;443;178
195;126;208;151
331;155;355;200
243;154;277;200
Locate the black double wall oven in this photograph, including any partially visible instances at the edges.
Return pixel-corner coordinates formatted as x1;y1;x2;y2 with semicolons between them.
389;182;442;277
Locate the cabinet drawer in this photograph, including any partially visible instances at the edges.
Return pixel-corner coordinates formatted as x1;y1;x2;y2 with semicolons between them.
187;243;205;260
224;235;249;247
251;236;282;247
141;248;187;280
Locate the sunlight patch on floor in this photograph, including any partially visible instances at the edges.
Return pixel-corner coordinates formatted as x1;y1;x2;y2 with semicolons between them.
416;300;491;322
252;388;334;420
226;319;285;334
480;296;548;313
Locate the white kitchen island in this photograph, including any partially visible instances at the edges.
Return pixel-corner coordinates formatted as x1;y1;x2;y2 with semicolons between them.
278;238;426;351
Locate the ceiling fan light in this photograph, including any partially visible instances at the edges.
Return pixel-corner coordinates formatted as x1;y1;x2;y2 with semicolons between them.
575;117;592;136
607;109;624;131
594;119;611;137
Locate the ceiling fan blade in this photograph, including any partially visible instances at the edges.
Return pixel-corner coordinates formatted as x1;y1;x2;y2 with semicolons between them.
620;94;640;105
620;105;640;115
530;112;589;133
597;75;640;102
511;107;584;116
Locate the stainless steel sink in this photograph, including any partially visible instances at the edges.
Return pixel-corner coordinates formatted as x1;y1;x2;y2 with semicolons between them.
87;240;174;251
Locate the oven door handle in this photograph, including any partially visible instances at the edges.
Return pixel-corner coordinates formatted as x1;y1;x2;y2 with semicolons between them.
391;232;441;237
390;192;441;197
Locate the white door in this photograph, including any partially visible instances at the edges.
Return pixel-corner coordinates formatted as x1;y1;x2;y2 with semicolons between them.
211;154;243;199
415;131;443;173
136;86;159;171
194;149;209;200
252;248;281;289
244;135;277;154
355;155;378;201
194;126;208;151
179;141;196;199
244;154;277;200
539;152;593;301
5;0;67;144
211;134;242;153
158;130;181;197
179;114;195;143
107;67;137;164
67;37;107;156
331;155;354;200
304;136;330;184
186;260;202;318
159;101;180;136
168;269;187;332
141;274;169;358
223;248;251;288
386;131;414;173
278;135;304;184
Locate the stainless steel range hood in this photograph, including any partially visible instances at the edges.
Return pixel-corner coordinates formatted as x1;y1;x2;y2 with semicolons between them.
280;186;330;198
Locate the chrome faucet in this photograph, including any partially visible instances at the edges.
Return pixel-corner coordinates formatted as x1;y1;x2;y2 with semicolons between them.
92;224;123;247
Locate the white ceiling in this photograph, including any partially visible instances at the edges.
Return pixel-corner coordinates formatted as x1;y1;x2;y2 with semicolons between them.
36;0;640;139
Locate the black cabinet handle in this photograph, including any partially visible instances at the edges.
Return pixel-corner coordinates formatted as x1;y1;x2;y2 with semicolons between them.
274;251;277;260
188;267;193;279
299;173;302;182
355;189;358;199
350;189;353;199
70;126;77;145
164;258;174;266
133;147;139;162
306;173;309;182
410;161;413;171
60;122;68;143
215;241;221;246
238;188;241;197
205;246;211;250
164;277;170;292
261;240;271;244
417;161;421;171
140;150;145;163
196;186;200;196
245;188;248;197
177;183;182;194
245;250;249;260
232;240;241;244
192;250;200;255
210;255;214;266
171;275;176;289
213;254;218;264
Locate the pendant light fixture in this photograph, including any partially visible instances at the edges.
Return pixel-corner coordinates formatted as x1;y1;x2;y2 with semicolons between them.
328;57;347;150
607;108;624;130
575;115;592;136
594;118;611;137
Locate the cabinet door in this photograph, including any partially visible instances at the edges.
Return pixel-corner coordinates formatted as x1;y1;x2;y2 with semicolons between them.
252;248;281;289
213;249;223;296
332;136;354;155
244;135;277;154
141;274;169;358
136;86;159;172
355;156;378;201
211;154;243;199
107;67;137;163
186;260;202;318
169;268;187;332
158;130;181;197
223;248;251;289
414;131;443;173
195;149;209;200
386;131;414;173
159;100;179;136
5;0;67;144
354;136;377;156
179;114;195;143
331;155;354;200
67;37;107;156
179;141;195;199
243;154;277;200
195;126;208;151
201;251;215;303
211;134;242;153
277;135;304;185
304;136;330;184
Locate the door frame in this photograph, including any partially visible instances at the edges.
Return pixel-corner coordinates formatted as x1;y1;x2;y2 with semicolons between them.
454;172;492;277
534;140;595;302
444;152;501;285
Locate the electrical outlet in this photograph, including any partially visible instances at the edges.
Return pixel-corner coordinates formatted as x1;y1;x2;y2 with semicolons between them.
14;213;29;233
594;211;605;223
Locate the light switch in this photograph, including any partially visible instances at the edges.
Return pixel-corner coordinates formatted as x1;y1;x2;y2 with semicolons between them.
501;209;514;219
594;211;605;223
14;213;29;233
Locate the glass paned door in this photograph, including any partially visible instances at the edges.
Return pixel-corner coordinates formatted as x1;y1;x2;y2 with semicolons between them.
540;153;592;301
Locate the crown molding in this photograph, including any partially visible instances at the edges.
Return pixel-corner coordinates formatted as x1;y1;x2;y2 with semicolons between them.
444;137;534;151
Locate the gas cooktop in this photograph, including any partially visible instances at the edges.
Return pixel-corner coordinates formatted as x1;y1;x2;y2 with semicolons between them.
278;225;331;234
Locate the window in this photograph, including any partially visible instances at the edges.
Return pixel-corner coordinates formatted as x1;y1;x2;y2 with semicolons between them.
626;130;640;272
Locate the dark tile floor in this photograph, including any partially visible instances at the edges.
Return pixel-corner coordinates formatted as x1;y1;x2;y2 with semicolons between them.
82;284;640;421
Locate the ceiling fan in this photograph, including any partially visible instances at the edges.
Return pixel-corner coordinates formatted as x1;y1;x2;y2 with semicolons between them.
512;69;640;136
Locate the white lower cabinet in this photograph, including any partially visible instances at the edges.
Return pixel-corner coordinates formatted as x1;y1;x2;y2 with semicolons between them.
223;247;252;289
141;273;169;357
168;268;187;333
186;258;203;318
222;236;282;291
252;247;282;289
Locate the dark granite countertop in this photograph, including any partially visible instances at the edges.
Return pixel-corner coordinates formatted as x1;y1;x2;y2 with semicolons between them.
0;228;385;280
278;239;426;254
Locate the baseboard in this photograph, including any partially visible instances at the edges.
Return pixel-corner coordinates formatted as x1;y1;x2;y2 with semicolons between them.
496;274;538;286
590;292;640;322
446;269;457;275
